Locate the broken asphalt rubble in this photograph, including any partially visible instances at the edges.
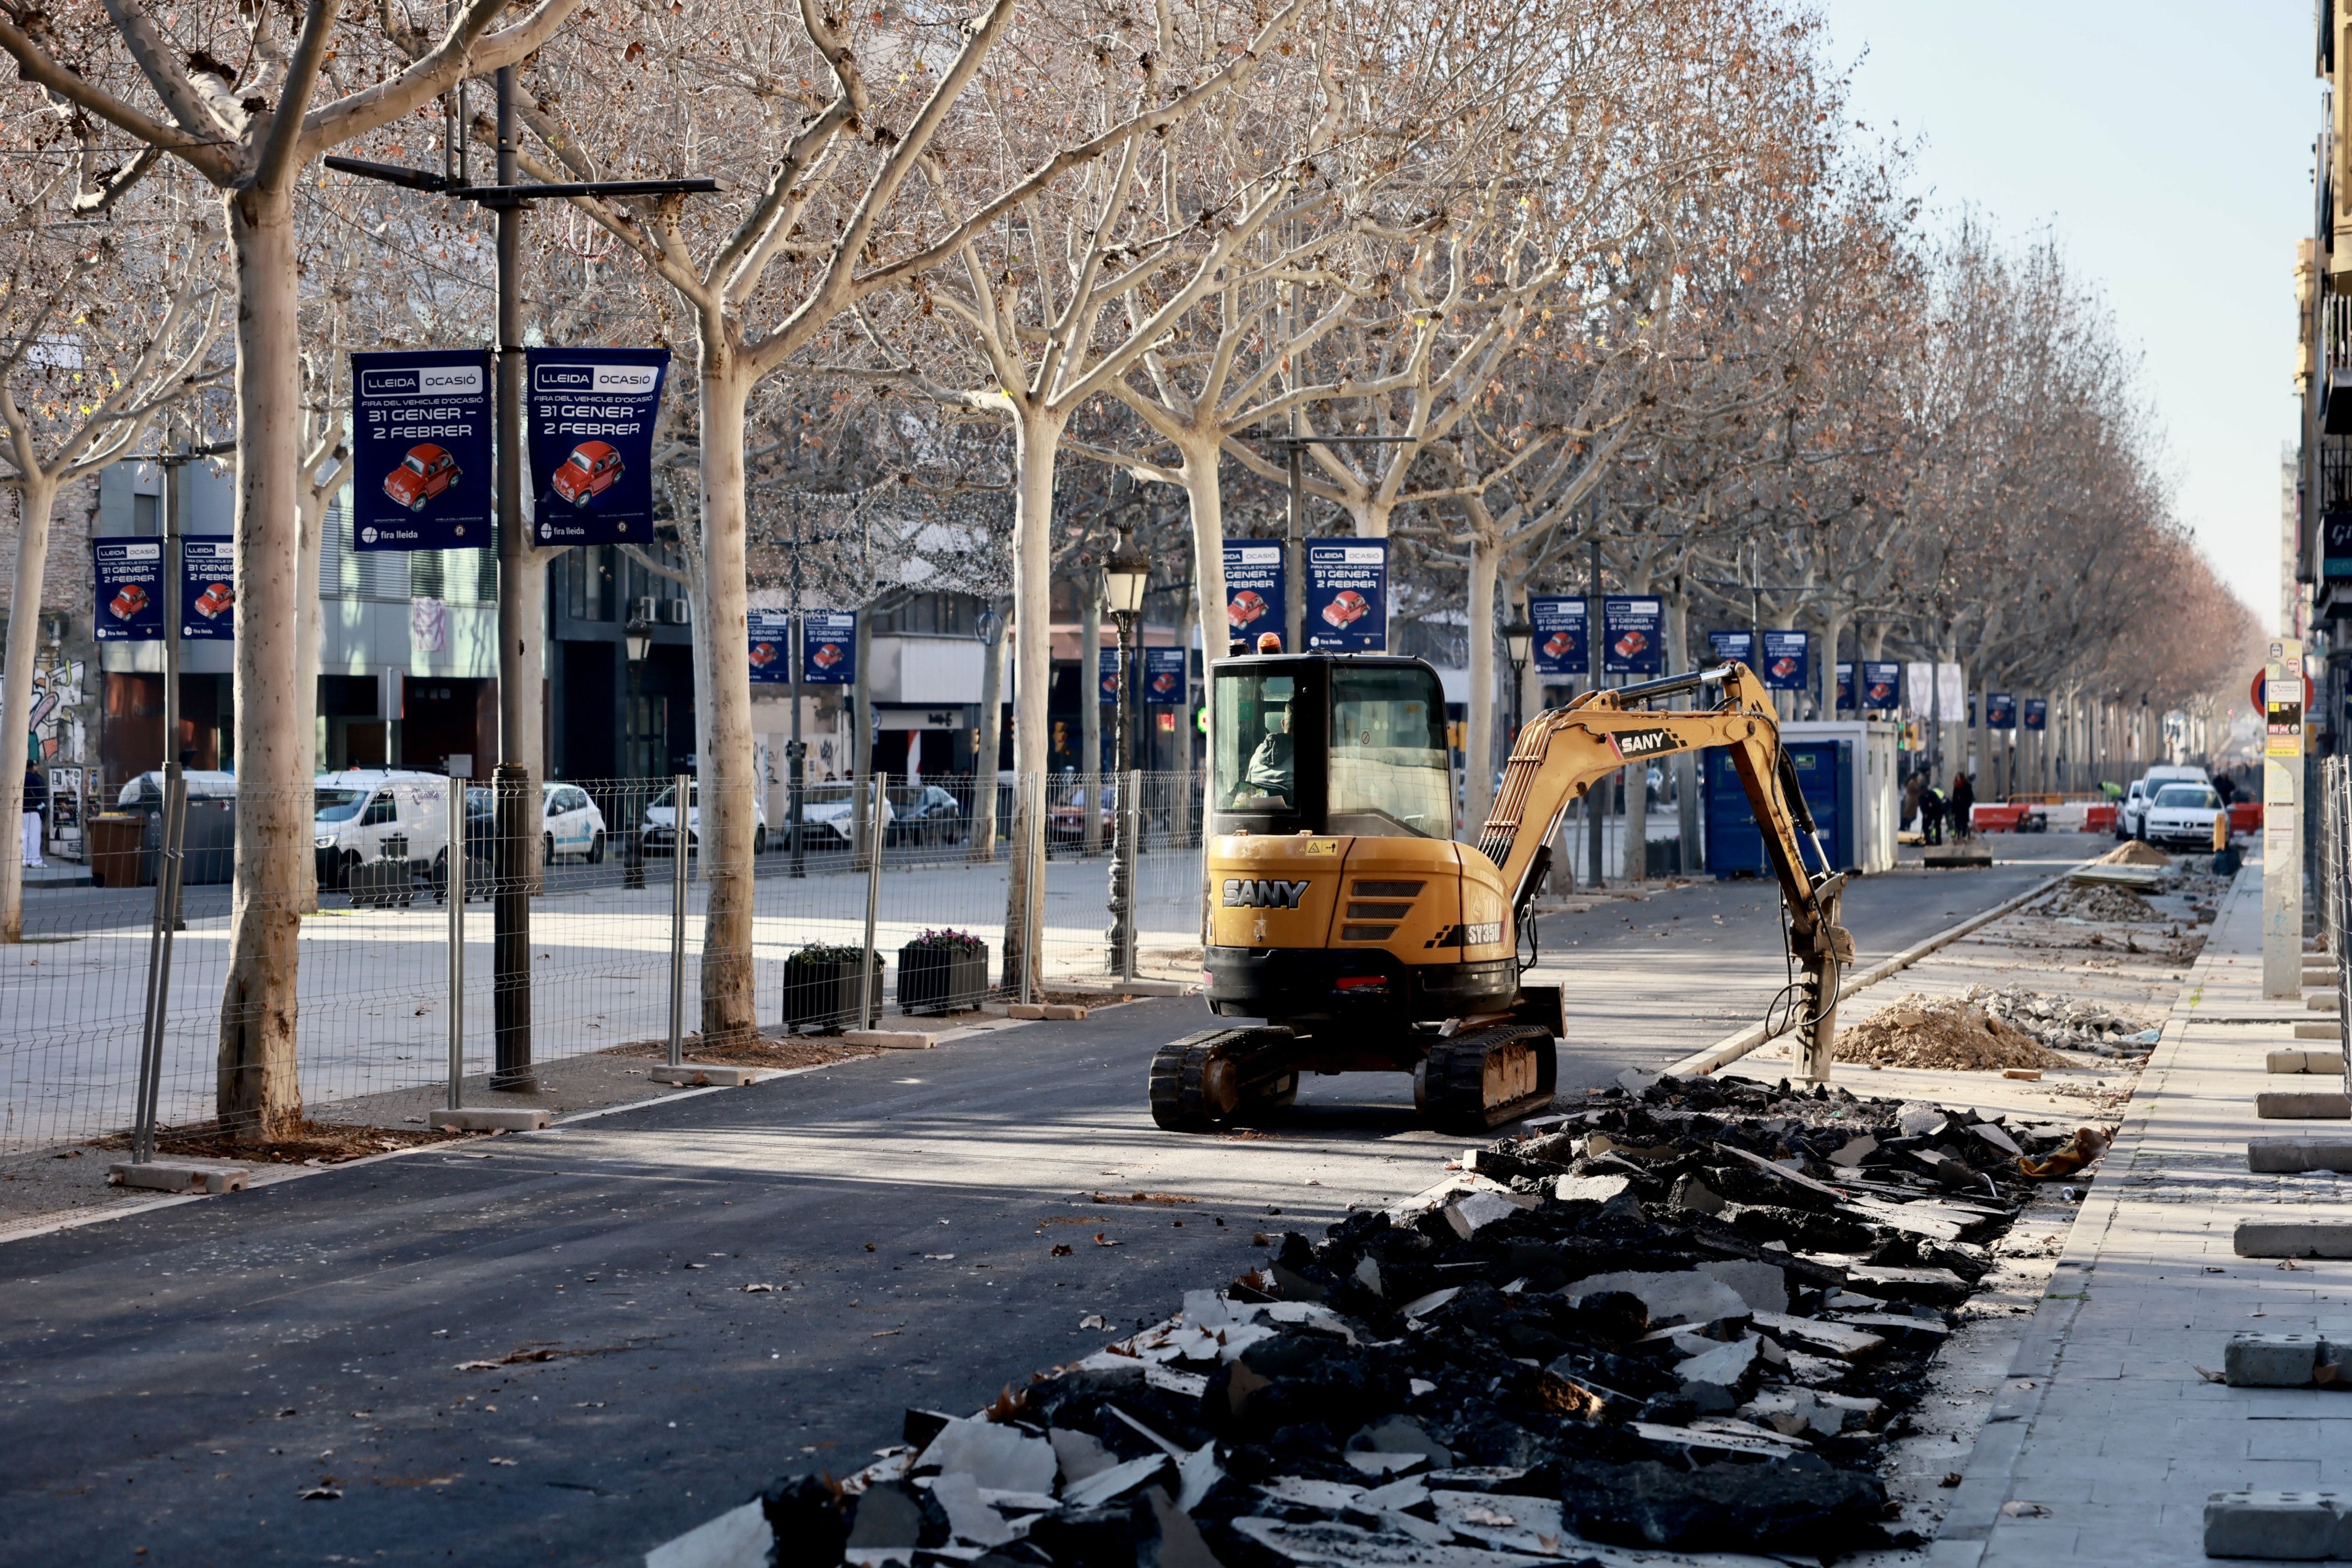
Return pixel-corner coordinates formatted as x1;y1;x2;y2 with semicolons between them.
745;1074;2103;1567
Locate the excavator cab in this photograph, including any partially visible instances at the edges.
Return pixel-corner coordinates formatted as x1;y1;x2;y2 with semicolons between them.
1152;652;1853;1135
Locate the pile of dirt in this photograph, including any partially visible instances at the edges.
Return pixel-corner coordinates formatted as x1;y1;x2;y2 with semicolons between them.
2039;883;2161;923
98;1119;470;1166
2099;840;2174;869
1836;995;2073;1071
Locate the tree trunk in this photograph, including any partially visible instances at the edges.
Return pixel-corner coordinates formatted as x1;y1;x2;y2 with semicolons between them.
970;602;1004;863
1860;623;1887;662
1081;581;1102;856
0;475;58;943
1000;407;1065;997
1816;606;1848;726
695;355;758;1048
1664;590;1698;875
1179;443;1225;878
1462;524;1501;835
216;188;308;1143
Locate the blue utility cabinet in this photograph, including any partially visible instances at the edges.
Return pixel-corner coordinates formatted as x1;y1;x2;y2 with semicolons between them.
1703;739;1853;877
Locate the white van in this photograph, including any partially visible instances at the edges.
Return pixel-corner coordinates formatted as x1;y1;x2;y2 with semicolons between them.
313;770;456;890
2120;764;2211;841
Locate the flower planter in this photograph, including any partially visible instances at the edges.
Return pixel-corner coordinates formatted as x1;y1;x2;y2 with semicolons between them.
897;939;990;1016
781;952;885;1034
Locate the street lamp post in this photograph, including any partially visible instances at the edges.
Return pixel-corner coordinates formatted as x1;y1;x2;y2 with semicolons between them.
1102;530;1150;979
325;76;716;1093
975;605;1005;856
622;609;652;889
1501;606;1533;748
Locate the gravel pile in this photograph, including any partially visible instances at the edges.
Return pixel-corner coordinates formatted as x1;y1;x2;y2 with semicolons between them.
740;1075;2098;1567
1963;984;2159;1058
2039;883;2162;924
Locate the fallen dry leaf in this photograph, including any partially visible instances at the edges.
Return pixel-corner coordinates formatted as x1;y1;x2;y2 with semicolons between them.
1092;1233;1120;1248
1049;1244;1073;1257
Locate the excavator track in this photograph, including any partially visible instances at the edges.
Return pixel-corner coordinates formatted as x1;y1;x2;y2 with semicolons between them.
1148;1027;1297;1132
1415;1023;1558;1133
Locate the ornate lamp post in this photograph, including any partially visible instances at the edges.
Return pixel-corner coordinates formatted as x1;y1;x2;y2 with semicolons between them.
1501;607;1533;745
1102;531;1151;979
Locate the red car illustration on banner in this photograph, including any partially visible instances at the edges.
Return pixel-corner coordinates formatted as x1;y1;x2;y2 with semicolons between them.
1769;655;1799;679
551;440;624;505
810;641;845;671
1542;631;1575;660
193;582;235;620
383;443;461;510
1150;670;1179;696
1321;590;1370;629
750;640;780;668
109;583;149;622
1613;629;1649;660
1227;589;1268;629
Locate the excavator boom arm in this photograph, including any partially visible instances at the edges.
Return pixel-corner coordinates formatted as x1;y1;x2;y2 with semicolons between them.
1477;662;1847;961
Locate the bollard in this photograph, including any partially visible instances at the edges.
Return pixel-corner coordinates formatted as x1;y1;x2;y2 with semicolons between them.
669;772;689;1070
861;774;884;1031
448;775;466;1110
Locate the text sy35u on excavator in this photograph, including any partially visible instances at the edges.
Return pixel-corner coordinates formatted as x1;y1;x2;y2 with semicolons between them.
1148;653;1854;1134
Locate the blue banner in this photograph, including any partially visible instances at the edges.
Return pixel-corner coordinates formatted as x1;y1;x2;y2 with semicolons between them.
1861;661;1901;711
1099;646;1120;704
525;347;669;546
1707;629;1752;666
92;539;162;641
1986;691;2017;731
1529;596;1587;675
748;609;792;685
1303;539;1387;652
1836;661;1854;710
801;609;855;685
2023;697;2047;732
352;350;492;552
179;535;234;640
1762;629;1809;692
1602;596;1662;674
1145;647;1186;705
1222;540;1285;652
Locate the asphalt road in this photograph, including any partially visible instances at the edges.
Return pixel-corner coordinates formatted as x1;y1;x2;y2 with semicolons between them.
0;839;2091;1567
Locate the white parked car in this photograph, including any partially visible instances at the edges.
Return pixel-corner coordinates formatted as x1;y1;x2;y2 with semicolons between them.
642;781;769;856
541;782;608;863
2120;765;2209;840
2142;782;2225;850
312;770;455;889
799;781;894;844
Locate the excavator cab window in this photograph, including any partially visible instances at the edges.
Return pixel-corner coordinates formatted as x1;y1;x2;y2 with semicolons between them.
1215;672;1298;813
1327;665;1450;839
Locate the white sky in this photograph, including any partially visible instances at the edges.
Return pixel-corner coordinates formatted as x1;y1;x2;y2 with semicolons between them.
1816;0;2311;623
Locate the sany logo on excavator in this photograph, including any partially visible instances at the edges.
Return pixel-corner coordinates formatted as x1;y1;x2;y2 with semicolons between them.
1608;726;1679;760
1222;878;1311;909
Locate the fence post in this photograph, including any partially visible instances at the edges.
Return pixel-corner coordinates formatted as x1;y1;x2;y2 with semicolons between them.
861;774;885;1029
668;771;688;1069
448;775;466;1110
129;769;186;1163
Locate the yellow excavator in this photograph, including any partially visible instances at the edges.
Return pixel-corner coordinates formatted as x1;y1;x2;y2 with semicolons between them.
1149;653;1854;1134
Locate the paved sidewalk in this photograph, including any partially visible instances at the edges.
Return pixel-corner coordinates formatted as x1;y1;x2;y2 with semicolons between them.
1936;849;2352;1567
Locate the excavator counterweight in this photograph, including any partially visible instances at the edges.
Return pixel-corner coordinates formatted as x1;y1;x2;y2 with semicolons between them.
1150;654;1850;1134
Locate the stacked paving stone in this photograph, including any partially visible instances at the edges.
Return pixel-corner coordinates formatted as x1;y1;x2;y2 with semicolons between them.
733;1076;2086;1567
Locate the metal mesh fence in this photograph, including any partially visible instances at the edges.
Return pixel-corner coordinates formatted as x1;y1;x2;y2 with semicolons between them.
0;769;1215;1157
